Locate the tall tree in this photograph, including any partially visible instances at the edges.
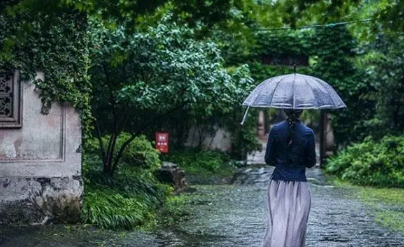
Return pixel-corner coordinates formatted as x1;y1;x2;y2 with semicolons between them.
90;19;252;175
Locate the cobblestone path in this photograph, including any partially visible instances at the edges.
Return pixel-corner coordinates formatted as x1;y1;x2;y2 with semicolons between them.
156;167;404;247
1;167;404;247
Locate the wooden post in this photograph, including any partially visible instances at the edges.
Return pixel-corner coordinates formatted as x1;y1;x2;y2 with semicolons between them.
263;109;269;134
319;111;326;167
258;110;266;141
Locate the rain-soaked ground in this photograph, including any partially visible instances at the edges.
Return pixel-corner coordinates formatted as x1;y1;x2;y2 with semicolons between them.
1;166;404;247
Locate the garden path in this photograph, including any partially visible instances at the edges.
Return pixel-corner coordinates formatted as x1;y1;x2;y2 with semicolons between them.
1;168;404;246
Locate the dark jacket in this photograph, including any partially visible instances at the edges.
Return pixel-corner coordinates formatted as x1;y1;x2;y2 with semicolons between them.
265;120;316;181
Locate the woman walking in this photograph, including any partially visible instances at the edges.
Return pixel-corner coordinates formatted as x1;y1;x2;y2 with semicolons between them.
262;109;316;247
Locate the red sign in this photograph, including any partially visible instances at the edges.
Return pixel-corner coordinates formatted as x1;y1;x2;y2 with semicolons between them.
155;132;169;153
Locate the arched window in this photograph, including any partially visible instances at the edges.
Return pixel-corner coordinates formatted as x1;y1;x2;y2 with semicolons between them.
0;71;22;128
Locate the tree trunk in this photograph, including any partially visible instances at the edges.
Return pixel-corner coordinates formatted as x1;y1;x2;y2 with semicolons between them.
103;133;119;176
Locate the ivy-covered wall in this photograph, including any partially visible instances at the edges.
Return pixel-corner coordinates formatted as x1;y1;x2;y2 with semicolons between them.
222;26;375;147
0;1;92;134
0;0;90;224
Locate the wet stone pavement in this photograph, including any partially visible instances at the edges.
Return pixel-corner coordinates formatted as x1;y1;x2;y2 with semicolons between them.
1;167;404;247
158;167;404;247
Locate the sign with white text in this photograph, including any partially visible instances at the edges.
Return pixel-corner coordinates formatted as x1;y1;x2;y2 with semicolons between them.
155;132;169;153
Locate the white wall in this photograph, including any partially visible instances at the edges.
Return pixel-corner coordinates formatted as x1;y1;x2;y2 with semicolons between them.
0;73;82;223
185;126;232;151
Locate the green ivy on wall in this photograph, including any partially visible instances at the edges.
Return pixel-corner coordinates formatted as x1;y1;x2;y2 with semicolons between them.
221;25;376;147
0;1;92;136
311;26;376;147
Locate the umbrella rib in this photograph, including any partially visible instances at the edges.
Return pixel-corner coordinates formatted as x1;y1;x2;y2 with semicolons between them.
314;77;338;109
265;76;287;107
247;79;270;106
303;77;320;108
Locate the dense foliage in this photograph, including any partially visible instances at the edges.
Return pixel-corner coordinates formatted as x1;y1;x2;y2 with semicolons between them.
4;0;404;230
5;0;402;162
83;135;169;229
82;167;170;229
90;17;254;175
326;136;404;187
0;0;92;133
220;24;374;146
213;0;404;149
310;26;375;147
86;134;161;170
363;35;404;137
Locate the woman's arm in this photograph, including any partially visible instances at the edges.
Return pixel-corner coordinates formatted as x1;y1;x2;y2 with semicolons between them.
265;127;277;166
305;130;316;168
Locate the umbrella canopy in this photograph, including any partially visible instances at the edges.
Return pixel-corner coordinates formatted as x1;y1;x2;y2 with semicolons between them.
243;73;346;109
241;73;346;124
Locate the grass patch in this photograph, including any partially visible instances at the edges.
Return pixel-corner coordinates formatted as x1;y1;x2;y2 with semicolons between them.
164;148;236;178
328;176;404;232
374;211;404;232
359;187;404;232
359;187;404;206
82;165;171;230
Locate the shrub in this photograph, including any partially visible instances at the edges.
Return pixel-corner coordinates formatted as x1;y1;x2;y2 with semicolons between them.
82;167;171;229
121;134;161;169
325;136;404;187
85;133;161;169
82;134;171;229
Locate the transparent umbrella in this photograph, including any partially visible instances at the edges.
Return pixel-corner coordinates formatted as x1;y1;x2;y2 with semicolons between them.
241;73;346;124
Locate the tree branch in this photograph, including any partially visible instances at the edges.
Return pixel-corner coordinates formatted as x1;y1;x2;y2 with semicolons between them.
110;103;187;174
95;120;107;170
102;62;119;171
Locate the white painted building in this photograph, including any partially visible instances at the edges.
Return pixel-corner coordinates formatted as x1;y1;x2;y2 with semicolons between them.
0;72;83;224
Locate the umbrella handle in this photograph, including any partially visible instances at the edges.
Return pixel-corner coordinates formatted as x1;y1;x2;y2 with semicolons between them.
240;106;251;125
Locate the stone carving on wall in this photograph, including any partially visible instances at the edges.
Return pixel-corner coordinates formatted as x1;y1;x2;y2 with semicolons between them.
0;74;13;117
0;71;22;128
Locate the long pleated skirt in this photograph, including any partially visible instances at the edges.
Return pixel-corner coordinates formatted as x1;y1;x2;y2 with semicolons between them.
262;179;311;247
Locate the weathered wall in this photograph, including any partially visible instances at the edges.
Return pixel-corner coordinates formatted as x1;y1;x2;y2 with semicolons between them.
0;73;82;224
186;126;232;151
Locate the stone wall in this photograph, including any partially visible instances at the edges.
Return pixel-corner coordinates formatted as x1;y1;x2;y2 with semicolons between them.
0;73;82;224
